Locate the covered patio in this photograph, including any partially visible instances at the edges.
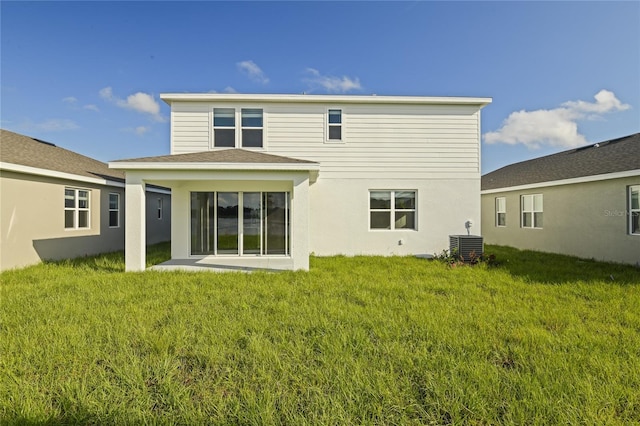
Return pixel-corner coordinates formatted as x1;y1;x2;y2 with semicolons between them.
109;149;319;272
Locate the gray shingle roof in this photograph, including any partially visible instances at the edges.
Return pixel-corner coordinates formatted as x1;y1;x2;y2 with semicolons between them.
482;133;640;191
0;129;125;182
112;149;318;165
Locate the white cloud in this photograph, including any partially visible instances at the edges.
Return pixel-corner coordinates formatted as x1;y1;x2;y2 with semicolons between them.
99;86;165;122
99;86;114;100
303;68;362;93
134;126;149;135
121;125;151;136
223;86;238;94
237;60;269;84
562;89;630;114
120;92;160;116
83;104;100;112
484;90;631;149
62;96;78;104
29;118;80;132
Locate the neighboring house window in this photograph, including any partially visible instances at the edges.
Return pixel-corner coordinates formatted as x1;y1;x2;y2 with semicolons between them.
630;185;639;235
108;193;120;228
496;197;506;227
521;194;543;228
370;190;416;230
241;108;263;147
213;108;236;147
65;188;90;229
327;109;342;141
157;198;163;220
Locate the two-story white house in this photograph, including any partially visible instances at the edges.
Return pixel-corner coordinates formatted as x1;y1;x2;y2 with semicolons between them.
110;93;491;271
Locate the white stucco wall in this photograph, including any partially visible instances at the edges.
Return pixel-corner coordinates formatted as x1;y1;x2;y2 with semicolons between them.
0;170;172;272
309;177;480;257
0;171;125;271
481;176;640;265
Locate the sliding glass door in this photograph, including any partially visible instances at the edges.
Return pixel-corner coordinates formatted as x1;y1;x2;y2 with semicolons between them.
243;192;261;255
190;191;289;256
190;192;215;255
217;192;239;254
263;192;288;255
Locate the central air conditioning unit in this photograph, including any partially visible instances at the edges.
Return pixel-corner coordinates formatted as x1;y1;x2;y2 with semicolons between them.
449;235;484;263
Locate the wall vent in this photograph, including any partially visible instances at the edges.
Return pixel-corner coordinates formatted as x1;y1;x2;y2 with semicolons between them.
449;235;484;263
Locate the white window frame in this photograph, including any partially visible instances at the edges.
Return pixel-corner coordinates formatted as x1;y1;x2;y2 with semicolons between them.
189;191;290;257
157;198;163;220
496;197;506;227
241;108;263;148
108;192;120;228
211;107;266;149
629;185;639;236
212;108;236;148
65;187;90;230
326;108;343;143
521;194;543;229
369;190;417;231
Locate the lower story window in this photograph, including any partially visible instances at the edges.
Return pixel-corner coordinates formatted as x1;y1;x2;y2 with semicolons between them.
369;190;416;230
521;194;543;228
630;185;639;235
190;191;289;256
109;193;119;228
65;188;90;229
496;197;506;227
157;198;163;220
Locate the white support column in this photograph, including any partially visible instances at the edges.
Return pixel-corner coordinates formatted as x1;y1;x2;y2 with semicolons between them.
291;173;310;271
125;174;146;271
171;186;189;260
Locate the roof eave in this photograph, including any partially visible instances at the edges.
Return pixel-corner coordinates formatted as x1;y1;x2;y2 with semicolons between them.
481;169;640;194
160;93;492;107
108;161;320;184
109;161;320;172
1;161;125;187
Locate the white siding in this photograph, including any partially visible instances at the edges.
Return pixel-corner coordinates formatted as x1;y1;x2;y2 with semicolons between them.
169;101;482;179
171;103;210;154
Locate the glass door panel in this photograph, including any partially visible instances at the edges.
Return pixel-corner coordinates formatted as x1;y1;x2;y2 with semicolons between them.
243;192;261;255
191;192;215;255
217;192;239;254
263;192;289;255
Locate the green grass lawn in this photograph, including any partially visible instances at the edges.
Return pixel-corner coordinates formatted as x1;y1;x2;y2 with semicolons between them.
1;244;639;425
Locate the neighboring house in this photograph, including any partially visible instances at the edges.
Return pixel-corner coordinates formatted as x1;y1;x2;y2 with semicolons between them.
0;129;171;271
481;133;640;265
110;93;491;271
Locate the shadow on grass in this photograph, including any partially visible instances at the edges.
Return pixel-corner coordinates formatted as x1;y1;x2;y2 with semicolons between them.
486;245;640;285
47;242;171;273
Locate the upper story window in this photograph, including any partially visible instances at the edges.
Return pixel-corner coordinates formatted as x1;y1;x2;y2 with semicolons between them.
109;193;120;228
65;188;90;229
629;185;639;235
213;108;236;147
241;108;263;148
495;197;506;227
327;109;342;142
369;190;416;230
213;108;263;148
521;194;542;229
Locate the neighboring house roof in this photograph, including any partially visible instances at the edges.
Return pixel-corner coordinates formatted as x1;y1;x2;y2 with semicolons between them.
111;148;318;165
482;133;640;191
0;129;125;183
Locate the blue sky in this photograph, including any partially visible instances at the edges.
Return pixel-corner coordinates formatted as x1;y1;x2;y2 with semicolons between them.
1;1;638;173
